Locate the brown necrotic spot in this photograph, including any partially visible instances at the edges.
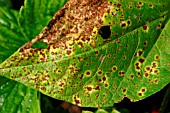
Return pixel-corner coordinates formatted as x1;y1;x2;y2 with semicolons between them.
122;88;126;93
138;50;143;56
149;4;153;8
145;72;149;77
152;62;157;68
118;71;125;76
139;58;145;63
130;74;134;79
138;72;141;76
146;66;150;71
127;20;131;25
95;50;99;54
105;84;108;87
86;71;91;76
154;70;159;74
94;86;100;90
121;23;126;28
142;88;146;92
138;93;142;96
112;66;117;72
66;49;72;55
117;3;121;8
143;26;148;30
98;70;102;75
155;55;159;60
80;74;83;79
86;87;92;91
144;41;147;46
74;100;80;104
102;76;106;81
99;26;111;39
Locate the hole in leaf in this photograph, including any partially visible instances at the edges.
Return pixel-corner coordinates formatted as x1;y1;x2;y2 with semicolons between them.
98;26;111;39
31;41;48;49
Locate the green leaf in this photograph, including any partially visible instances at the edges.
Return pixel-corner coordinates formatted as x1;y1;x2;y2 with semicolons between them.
0;76;41;113
0;7;41;113
0;0;170;108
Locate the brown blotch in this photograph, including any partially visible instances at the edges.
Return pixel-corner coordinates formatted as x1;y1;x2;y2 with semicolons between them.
94;86;100;90
143;26;148;30
138;50;143;56
102;77;106;81
121;23;126;28
139;58;145;63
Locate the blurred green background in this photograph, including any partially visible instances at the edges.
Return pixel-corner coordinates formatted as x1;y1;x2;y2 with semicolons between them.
0;0;24;10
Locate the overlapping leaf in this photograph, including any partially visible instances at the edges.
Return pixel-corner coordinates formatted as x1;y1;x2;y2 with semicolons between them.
0;0;170;107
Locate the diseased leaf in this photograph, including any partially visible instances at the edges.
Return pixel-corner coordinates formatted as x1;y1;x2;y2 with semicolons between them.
0;0;170;108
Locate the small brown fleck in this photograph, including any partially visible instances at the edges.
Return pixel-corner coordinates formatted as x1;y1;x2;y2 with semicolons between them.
138;93;142;96
145;72;149;77
121;23;126;28
123;89;126;93
94;86;100;90
142;88;146;92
